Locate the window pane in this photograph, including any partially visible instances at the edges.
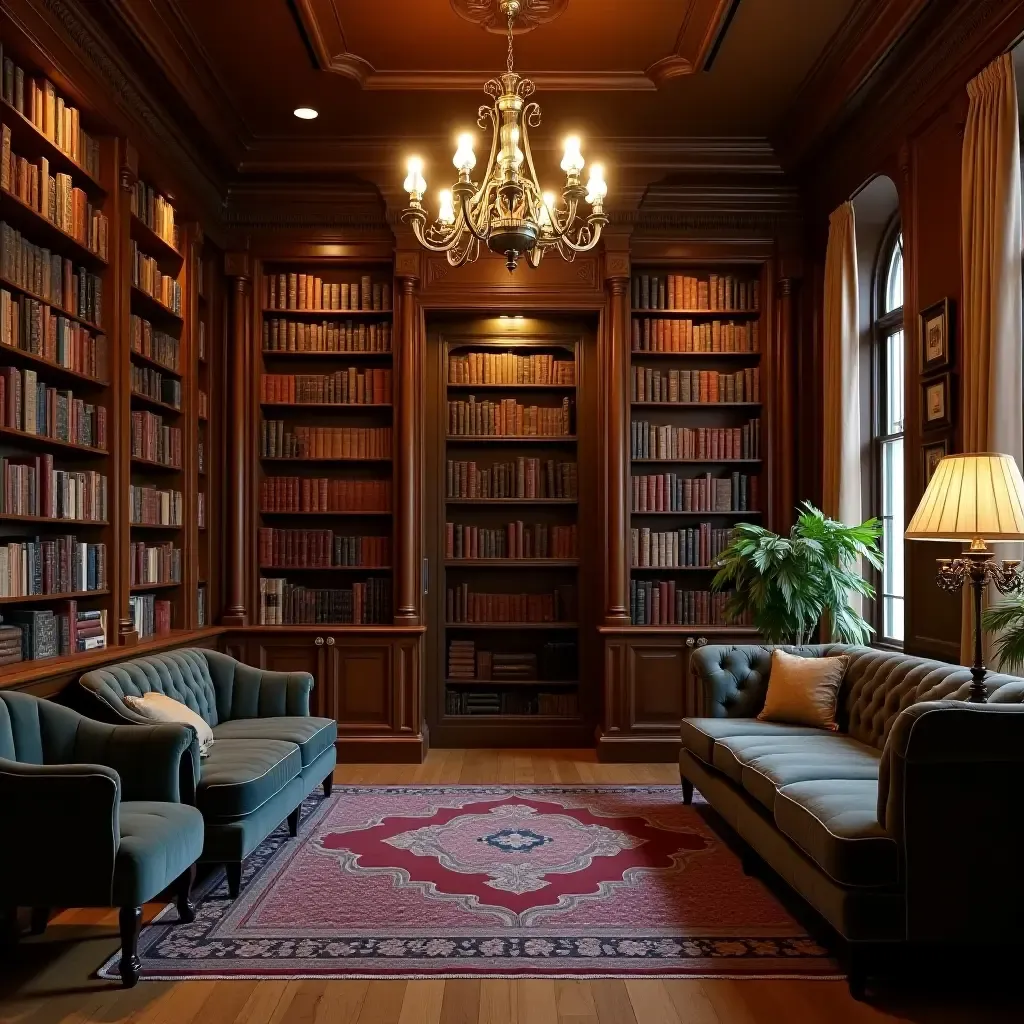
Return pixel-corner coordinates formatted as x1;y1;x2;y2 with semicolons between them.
885;329;905;435
881;435;905;642
885;233;904;313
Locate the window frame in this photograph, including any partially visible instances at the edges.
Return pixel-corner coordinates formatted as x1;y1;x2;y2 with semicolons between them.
870;217;905;648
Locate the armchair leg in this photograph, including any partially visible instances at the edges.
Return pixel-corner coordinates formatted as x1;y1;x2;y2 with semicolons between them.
174;865;197;924
29;907;50;935
681;778;694;805
225;862;243;900
287;806;300;838
323;774;334;797
118;906;142;988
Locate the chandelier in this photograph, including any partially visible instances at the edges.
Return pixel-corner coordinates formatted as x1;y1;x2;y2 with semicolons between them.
401;0;608;272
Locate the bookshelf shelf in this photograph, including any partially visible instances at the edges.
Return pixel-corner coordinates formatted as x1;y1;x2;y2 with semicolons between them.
445;498;577;506
631;402;761;409
0;513;107;526
129;214;182;269
130;522;183;531
446;435;578;444
0;187;107;268
0;275;105;334
129;581;181;592
0;341;108;388
261;307;392;318
630;308;759;318
631;509;762;517
0;589;109;605
130;285;182;325
258;509;391;517
258;565;392;572
445;622;579;630
130;391;182;415
260;456;392;465
130;456;182;472
261;349;393;360
129;349;182;378
631;564;718;572
444;559;579;568
259;402;393;410
0;425;106;457
631;349;761;360
446;383;575;391
632;458;761;465
445;678;578;687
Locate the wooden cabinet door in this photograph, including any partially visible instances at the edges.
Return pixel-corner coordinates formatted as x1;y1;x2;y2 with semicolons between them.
324;639;393;734
625;637;689;734
249;635;327;714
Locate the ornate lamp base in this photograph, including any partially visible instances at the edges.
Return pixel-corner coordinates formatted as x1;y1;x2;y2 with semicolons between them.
935;543;1023;703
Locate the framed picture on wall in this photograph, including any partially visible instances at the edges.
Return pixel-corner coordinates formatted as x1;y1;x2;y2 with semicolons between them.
921;373;953;430
919;298;953;374
922;437;949;485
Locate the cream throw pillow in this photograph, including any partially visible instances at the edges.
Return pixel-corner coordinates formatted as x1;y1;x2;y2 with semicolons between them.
757;648;849;731
124;692;215;756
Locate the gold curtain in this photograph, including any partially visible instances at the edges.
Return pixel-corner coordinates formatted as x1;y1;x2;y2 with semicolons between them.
960;52;1023;666
823;202;862;623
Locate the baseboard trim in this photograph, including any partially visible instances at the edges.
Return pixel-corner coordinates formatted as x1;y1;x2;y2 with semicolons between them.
335;735;427;764
596;732;681;763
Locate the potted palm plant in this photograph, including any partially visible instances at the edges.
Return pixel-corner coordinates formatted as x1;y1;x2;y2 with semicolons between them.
980;598;1024;673
711;501;884;645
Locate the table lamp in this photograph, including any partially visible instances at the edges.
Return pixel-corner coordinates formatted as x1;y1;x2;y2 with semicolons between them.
905;452;1024;702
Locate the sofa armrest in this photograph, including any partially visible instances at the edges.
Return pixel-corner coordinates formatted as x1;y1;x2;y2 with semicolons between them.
71;718;194;803
879;700;1024;941
0;759;120;906
690;645;775;718
204;649;313;721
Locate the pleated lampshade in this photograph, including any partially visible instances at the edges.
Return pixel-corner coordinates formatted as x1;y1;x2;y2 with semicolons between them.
905;453;1024;542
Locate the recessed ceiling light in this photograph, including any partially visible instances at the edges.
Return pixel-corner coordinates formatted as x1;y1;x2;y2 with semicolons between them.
293;107;319;120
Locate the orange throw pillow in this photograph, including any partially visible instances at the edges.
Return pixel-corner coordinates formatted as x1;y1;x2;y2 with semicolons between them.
757;648;849;731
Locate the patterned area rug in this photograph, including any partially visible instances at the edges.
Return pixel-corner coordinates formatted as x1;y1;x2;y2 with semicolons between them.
98;786;841;981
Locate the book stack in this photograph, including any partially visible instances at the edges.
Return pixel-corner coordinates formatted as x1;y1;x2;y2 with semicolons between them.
128;593;171;638
0;223;104;327
0;536;105;596
491;653;537;681
448;352;574;385
129;315;179;370
6;608;57;660
264;273;390;312
629;581;748;627
130;181;176;248
631;472;758;513
131;365;181;408
631;524;734;568
259;477;391;513
130;243;181;313
631;318;759;354
445;522;577;559
129;484;181;526
632;273;759;312
261;422;392;460
631;420;760;462
447;397;572;437
263;318;391;353
448;639;476;679
1;456;107;520
260;369;391;405
462;691;501;715
632;367;760;404
129;541;181;586
0;290;108;377
446;458;578;499
0;367;107;447
445;584;576;624
130;411;182;466
54;600;106;653
0;621;23;667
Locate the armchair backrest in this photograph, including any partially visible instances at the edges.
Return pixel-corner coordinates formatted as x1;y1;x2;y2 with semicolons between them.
692;644;1024;750
79;648;220;727
0;691;95;764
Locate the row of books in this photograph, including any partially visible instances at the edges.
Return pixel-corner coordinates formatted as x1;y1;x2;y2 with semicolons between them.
448;352;575;386
259;476;391;513
0;57;102;176
0;289;107;379
632;318;760;354
0;536;106;596
446;583;577;624
260;421;392;460
129;541;180;586
631;419;761;462
129;484;181;527
263;319;391;354
260;370;392;406
632;367;760;405
631;525;734;568
632;273;759;312
446;458;578;500
257;529;391;568
196;584;207;628
448;639;577;682
129;593;171;639
445;522;577;561
131;411;181;467
0;367;107;448
0;604;106;664
447;398;573;437
131;365;180;409
1;130;109;259
630;582;747;627
130;315;180;372
258;577;392;625
632;472;759;514
1;458;107;521
444;689;578;717
131;243;181;314
0;222;103;324
130;181;177;250
264;273;389;312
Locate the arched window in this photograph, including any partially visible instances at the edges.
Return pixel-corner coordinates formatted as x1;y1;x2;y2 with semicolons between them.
875;223;904;643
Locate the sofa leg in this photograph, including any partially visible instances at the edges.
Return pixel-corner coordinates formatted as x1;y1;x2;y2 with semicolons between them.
847;943;872;1001
323;774;334;797
225;862;243;900
118;906;142;988
740;848;759;876
174;865;197;924
287;806;300;838
29;907;49;935
681;778;694;805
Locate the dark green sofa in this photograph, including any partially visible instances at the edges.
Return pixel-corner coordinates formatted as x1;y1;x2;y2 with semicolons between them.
75;648;337;898
0;691;203;987
682;644;1024;995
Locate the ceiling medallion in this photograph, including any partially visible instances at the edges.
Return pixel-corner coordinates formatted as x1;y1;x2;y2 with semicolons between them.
402;0;607;272
450;0;569;34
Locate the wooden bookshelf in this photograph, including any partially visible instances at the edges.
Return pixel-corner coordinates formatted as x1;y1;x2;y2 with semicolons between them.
255;260;395;627
627;264;764;630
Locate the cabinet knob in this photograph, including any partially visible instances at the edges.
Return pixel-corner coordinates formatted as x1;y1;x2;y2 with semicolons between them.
696;636;707;647
314;636;324;646
686;637;695;647
326;636;335;646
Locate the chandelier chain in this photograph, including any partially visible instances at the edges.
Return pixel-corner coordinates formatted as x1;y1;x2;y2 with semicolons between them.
507;10;514;74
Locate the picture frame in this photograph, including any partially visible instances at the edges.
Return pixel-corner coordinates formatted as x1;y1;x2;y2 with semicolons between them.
921;372;953;430
922;437;949;486
919;298;953;374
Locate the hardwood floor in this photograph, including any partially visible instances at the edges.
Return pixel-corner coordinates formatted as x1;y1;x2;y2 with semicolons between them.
0;750;1014;1024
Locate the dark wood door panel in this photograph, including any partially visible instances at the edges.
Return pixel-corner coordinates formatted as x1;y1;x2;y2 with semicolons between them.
330;642;393;732
626;641;688;732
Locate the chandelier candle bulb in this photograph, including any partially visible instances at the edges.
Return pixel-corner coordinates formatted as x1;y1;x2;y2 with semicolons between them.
586;164;607;210
454;133;477;177
404;157;426;204
561;136;585;178
438;190;456;227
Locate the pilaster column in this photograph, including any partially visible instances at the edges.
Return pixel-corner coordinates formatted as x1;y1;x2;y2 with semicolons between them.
223;253;252;626
605;267;631;626
775;277;796;530
394;271;420;625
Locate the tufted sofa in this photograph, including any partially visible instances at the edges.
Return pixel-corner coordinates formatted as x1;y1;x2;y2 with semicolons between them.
682;644;1024;992
74;648;337;898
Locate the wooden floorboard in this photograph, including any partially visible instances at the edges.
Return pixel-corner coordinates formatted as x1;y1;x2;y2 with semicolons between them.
0;750;1013;1024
